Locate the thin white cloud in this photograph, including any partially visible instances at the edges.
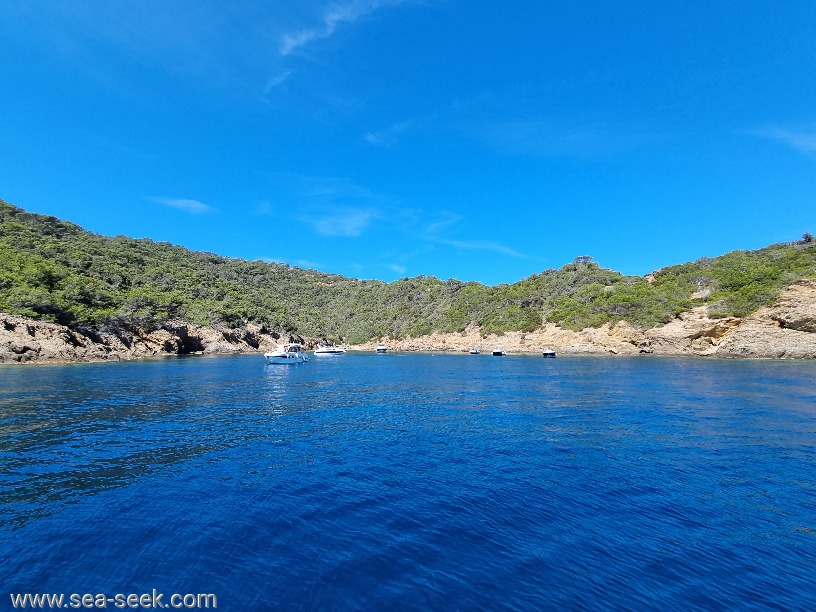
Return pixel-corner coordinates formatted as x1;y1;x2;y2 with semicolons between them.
441;239;525;258
274;172;385;203
261;256;324;269
471;119;655;157
272;172;395;237
425;212;463;234
307;206;380;236
294;258;325;269
389;263;407;275
749;127;816;154
8;2;437;102
149;197;215;214
364;113;439;148
264;70;293;92
364;121;413;147
20;2;268;90
279;0;407;56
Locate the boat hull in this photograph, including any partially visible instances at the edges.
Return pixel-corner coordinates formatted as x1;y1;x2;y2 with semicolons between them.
264;354;309;364
264;343;310;364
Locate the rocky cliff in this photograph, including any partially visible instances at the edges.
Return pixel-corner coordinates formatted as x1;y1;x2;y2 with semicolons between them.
3;279;816;363
0;316;302;364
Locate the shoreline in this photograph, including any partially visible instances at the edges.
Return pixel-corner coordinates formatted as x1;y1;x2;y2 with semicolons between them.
2;279;816;364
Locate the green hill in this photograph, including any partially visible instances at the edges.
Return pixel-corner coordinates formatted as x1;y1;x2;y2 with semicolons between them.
1;199;814;342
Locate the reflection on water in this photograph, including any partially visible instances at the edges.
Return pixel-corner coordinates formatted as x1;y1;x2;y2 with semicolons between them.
1;354;815;608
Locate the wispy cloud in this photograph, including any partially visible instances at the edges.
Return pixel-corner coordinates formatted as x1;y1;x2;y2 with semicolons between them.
267;173;521;263
307;206;380;236
149;197;215;214
470;119;656;158
425;212;463;234
272;172;394;237
264;70;293;92
748;127;816;154
294;258;325;269
10;2;435;103
279;0;408;56
364;112;439;148
262;256;325;270
23;2;274;91
441;239;525;258
364;120;414;147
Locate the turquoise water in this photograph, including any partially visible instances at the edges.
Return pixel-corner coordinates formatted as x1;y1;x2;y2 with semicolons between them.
1;354;815;609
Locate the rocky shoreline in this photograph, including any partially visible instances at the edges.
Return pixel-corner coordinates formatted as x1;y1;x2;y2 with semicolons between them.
362;280;816;359
0;317;293;364
3;280;816;364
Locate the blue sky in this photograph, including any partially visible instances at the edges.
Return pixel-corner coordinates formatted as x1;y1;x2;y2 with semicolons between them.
1;1;815;285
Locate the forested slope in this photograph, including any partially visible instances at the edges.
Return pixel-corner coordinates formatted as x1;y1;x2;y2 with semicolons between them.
1;199;814;342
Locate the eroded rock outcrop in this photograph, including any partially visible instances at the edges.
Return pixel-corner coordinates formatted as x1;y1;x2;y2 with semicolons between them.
643;309;742;356
714;280;816;359
0;315;106;363
0;314;290;364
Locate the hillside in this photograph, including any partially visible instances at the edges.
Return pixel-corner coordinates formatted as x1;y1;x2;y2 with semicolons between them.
1;198;815;348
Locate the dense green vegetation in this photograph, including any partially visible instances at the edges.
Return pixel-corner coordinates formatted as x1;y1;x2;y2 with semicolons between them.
1;199;814;341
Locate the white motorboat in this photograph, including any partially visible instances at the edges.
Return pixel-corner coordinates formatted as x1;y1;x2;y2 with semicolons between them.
469;347;480;355
375;343;388;353
264;343;310;364
491;347;506;356
314;343;346;355
542;349;557;358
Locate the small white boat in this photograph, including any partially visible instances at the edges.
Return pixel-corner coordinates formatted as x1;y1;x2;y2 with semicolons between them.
491;347;506;356
469;347;480;355
314;343;346;355
375;343;388;353
542;349;557;358
264;343;310;364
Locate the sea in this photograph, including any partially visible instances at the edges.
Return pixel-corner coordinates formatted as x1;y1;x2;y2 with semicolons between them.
1;353;815;610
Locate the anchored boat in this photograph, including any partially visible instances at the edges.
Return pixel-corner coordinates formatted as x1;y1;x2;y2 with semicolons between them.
264;343;310;364
314;343;346;355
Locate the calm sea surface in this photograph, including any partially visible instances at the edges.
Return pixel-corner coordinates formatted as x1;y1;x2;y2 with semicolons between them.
1;353;815;610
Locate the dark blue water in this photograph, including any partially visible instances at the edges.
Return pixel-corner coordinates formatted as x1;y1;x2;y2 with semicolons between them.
1;354;815;610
